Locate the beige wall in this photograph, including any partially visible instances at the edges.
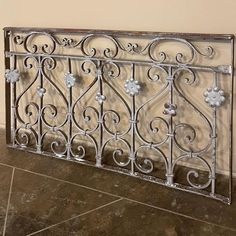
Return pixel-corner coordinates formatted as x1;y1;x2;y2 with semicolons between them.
0;0;236;174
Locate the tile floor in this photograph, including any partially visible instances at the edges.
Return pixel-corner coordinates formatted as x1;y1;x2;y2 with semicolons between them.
0;130;235;236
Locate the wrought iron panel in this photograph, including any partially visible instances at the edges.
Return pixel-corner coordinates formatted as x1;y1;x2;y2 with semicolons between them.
3;27;234;204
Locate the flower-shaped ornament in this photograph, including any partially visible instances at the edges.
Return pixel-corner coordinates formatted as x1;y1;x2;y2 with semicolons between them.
203;87;225;107
124;78;141;96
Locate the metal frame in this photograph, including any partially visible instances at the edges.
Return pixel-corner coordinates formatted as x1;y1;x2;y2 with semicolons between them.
3;27;234;204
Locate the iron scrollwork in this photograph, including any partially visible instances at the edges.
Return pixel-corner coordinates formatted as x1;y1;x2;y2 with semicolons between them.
4;28;234;204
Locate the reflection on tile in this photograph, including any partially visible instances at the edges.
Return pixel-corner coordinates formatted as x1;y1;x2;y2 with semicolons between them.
0;165;12;235
6;156;236;230
34;199;236;236
0;130;236;230
5;169;118;236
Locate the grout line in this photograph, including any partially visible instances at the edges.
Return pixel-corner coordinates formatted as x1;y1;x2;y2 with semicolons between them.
123;198;236;232
2;167;15;236
0;162;236;232
77;198;123;217
26;198;123;236
0;162;119;198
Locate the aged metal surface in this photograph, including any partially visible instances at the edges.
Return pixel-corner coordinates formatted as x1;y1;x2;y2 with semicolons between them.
3;27;234;204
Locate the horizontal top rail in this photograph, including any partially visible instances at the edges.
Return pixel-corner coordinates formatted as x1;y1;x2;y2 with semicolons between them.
6;51;232;75
3;27;234;41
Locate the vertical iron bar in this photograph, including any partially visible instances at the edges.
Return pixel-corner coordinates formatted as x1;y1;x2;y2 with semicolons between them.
11;55;17;147
130;95;136;175
211;72;217;196
36;56;43;153
67;58;72;159
229;37;234;204
96;60;103;167
166;66;174;185
4;30;11;145
130;63;136;175
211;108;216;195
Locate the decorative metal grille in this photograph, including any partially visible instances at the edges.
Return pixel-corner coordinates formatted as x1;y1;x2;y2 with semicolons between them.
4;27;234;204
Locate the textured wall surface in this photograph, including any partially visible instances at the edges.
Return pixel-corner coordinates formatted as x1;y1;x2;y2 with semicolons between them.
0;0;235;174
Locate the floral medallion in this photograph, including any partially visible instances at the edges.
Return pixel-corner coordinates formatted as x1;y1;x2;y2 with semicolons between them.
5;69;20;83
124;78;141;96
64;72;76;88
203;87;225;107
